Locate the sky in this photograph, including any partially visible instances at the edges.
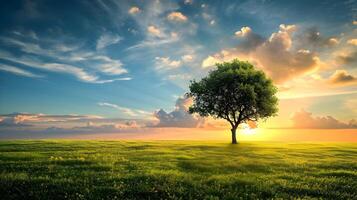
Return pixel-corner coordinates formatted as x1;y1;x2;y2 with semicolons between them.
0;0;356;140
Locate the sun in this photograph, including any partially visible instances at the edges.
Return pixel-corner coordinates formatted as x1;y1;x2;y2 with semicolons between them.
241;123;257;135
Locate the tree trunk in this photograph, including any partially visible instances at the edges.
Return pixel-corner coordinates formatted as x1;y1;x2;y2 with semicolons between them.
231;128;237;144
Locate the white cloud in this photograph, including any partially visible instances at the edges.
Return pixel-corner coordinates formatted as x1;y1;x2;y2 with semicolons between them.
167;74;192;80
0;63;42;78
65;53;128;76
201;12;216;25
96;33;122;49
167;12;188;22
202;55;221;68
181;54;194;62
13;58;99;83
48;63;99;82
127;33;179;50
0;35;130;83
152;96;204;127
99;63;126;75
124;1;198;51
98;102;150;117
2;55;129;84
155;57;181;70
154;53;195;72
54;43;79;52
91;55;127;75
93;77;132;84
98;102;137;116
1;36;54;57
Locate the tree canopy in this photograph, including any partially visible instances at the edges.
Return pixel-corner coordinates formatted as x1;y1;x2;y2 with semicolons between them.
187;59;278;144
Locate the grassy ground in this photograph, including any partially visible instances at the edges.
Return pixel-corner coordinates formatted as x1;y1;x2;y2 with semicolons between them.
0;140;356;199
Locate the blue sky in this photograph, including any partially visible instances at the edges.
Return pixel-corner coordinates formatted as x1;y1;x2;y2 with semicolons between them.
0;0;356;137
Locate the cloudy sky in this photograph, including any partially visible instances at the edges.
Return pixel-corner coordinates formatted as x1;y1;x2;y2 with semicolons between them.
0;0;356;140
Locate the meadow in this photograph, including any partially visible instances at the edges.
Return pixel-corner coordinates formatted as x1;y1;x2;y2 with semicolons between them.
0;140;356;199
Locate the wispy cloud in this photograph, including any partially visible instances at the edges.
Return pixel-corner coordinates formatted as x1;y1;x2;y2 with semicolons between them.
181;54;194;62
96;32;123;49
166;74;192;80
90;55;127;75
0;112;144;137
278;89;357;99
155;57;181;70
0;113;103;125
1;55;96;83
125;1;190;50
98;102;150;117
0;33;130;83
2;54;131;84
0;63;42;78
126;35;179;50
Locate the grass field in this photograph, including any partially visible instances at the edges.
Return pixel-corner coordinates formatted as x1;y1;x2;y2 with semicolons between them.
0;140;357;199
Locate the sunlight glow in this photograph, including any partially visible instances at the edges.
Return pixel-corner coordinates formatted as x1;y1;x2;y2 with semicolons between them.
241;124;257;135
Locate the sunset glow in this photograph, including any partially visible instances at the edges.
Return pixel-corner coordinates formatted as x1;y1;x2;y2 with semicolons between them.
0;0;356;140
2;2;357;199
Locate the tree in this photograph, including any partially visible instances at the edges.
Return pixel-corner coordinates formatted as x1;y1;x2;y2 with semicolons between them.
187;59;278;144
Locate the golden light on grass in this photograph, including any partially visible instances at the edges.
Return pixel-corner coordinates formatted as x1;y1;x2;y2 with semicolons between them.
66;128;357;142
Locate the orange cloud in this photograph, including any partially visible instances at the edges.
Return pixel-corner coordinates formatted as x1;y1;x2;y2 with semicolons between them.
235;26;252;37
291;110;357;129
147;25;162;37
167;12;188;22
328;70;357;86
347;39;357;46
128;6;140;15
202;24;320;83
